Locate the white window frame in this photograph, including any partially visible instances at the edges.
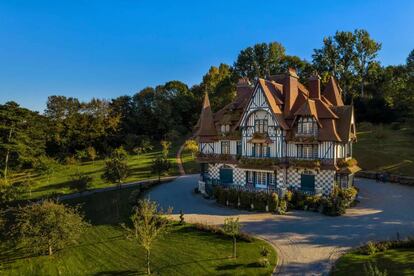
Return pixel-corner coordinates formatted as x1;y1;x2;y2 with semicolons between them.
255;172;267;188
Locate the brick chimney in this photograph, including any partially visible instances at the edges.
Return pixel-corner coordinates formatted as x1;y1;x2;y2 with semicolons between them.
309;73;321;99
283;68;299;117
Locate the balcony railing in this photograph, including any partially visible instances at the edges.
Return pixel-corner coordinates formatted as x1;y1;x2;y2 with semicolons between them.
196;152;351;168
195;152;239;164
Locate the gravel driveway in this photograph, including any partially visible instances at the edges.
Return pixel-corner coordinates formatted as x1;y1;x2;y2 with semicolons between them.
148;174;414;275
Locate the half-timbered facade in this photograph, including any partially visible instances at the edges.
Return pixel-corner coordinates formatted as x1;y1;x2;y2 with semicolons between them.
194;68;360;196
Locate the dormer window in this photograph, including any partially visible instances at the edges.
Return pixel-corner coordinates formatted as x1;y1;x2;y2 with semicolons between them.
221;124;230;133
254;119;268;133
298;117;316;136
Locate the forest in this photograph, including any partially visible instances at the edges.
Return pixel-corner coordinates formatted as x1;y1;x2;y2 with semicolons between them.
1;28;413;187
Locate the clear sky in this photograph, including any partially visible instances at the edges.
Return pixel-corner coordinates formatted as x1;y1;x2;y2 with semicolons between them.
0;0;413;112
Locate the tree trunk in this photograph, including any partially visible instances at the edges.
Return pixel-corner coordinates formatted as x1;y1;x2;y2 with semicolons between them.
233;236;237;259
48;241;53;256
3;127;13;181
360;76;365;98
146;249;151;274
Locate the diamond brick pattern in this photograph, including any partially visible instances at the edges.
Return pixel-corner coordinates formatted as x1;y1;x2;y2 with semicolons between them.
207;163;335;196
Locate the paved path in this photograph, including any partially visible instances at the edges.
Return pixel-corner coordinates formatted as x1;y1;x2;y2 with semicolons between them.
148;174;414;275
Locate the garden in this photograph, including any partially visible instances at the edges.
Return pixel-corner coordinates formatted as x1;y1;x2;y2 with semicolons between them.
212;184;358;216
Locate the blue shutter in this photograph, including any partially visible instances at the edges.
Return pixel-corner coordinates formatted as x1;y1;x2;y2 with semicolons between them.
252;144;256;157
267;146;270;157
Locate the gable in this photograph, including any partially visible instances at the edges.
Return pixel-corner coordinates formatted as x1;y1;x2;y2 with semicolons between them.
238;81;288;129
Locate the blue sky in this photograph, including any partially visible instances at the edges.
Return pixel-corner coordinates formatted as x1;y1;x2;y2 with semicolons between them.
0;0;413;112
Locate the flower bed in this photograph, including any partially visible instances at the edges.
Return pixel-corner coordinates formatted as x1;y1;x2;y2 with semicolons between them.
212;185;358;216
288;159;320;169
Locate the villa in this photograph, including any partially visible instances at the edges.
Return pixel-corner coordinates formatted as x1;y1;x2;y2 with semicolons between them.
194;68;360;196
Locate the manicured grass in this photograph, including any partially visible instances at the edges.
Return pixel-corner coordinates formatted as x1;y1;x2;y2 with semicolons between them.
353;124;414;176
332;248;414;275
21;144;183;200
0;186;276;275
181;149;199;174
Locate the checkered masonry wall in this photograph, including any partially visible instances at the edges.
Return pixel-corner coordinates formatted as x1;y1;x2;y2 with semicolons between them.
208;163;246;186
208;164;335;195
286;168;335;195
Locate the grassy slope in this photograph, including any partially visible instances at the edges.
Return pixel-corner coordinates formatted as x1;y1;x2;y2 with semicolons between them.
353;124;414;176
1;186;276;275
332;249;414;275
23;139;199;200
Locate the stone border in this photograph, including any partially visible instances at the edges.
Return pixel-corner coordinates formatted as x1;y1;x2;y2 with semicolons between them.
356;170;414;186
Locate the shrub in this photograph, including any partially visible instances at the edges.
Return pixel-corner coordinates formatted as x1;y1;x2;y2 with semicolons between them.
253;192;268;211
268;192;279;212
257;257;270;267
284;190;293;202
278;199;287;215
305;195;322;211
239;190;252;209
70;172;92;192
364;261;387;276
227;189;239;206
192;222;253;242
65;156;77;166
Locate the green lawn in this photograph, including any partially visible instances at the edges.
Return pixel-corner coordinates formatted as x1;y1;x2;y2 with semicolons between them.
0;186;276;275
181;149;199;174
332;248;414;275
19;139;198;200
353;124;414;176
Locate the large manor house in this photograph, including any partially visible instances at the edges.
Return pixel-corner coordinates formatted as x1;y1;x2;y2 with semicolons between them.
194;68;360;196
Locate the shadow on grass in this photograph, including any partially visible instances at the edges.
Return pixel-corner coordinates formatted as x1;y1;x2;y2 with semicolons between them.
94;270;139;276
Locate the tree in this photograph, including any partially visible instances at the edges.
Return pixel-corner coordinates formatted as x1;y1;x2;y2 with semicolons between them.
160;140;171;159
406;48;414;76
102;147;129;186
124;199;171;275
312;29;381;100
34;156;58;185
200;64;236;111
0;102;46;181
151;156;171;183
234;42;286;79
13;200;89;256
184;140;198;158
86;146;97;163
0;178;24;207
313;31;356;100
354;29;382;97
222;217;241;259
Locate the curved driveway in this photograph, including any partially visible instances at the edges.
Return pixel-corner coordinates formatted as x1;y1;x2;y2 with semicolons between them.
148;175;414;275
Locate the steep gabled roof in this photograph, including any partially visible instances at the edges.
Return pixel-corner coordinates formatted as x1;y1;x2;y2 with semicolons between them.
294;99;318;118
196;92;218;138
332;105;356;142
318;119;342;142
322;76;344;106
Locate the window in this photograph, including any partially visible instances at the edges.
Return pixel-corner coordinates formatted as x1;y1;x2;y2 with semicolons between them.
253;144;269;157
221;124;230;133
221;141;230;154
298;144;318;159
236;141;242;156
247;171;254;183
298;117;316;135
256;172;267;186
268;173;276;186
254;119;268;133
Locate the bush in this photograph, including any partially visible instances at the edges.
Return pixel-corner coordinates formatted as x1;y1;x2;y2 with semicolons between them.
257;257;270;267
268;192;279;212
305;195;322;211
239;190;252;209
70;172;92;192
253;192;268;211
192;222;253;242
278;199;287;215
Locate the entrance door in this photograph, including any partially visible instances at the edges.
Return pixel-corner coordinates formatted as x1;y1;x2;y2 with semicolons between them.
219;167;233;185
300;174;315;192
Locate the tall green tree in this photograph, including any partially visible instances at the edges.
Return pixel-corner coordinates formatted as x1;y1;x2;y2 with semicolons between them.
0;102;46;181
200;64;236;111
312;29;381;100
234;42;286;79
354;29;382;97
